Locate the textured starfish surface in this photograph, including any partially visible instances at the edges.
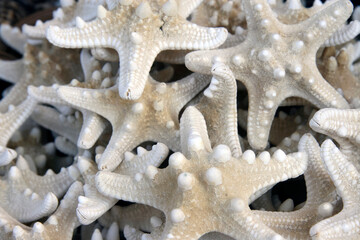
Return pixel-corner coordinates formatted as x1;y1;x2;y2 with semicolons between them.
310;108;360;169
0;156;79;223
255;134;339;239
76;142;168;225
195;63;242;157
0;41;81;113
186;0;352;150
0;181;83;240
57;73;210;171
46;0;228;99
22;0;107;39
310;139;360;239
318;47;360;108
96;106;308;239
28;50;114;149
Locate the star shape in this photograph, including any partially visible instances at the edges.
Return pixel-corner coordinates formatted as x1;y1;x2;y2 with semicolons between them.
185;0;352;149
46;0;228;99
57;73;210;171
310;139;360;239
95;106;307;239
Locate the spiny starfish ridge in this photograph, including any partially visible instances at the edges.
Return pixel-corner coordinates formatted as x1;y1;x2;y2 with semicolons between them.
46;0;228;100
95;106;308;239
185;0;352;150
57;73;210;171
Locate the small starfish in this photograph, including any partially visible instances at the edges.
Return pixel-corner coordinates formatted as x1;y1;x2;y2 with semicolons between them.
22;0;107;39
310;108;360;170
186;0;352;149
255;134;339;239
76;142;168;225
310;139;360;239
46;0;228;99
57;73;210;171
0;181;84;240
28;50;114;149
0;156;79;223
96;106;307;239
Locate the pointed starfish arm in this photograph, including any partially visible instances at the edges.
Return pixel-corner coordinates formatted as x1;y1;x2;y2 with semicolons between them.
77;111;106;149
0;59;23;83
0;97;37;146
0;24;26;54
28;85;68;106
0;80;28;112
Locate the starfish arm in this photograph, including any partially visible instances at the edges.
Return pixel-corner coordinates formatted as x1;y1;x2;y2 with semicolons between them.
96;170;170;209
0;147;17;167
0;24;26;54
80;49;100;81
156;50;189;64
117;42;161;100
0;80;28;112
169;73;211;115
310;140;360;239
0;59;24;83
119;142;169;175
76;157;117;225
233;150;307;202
31;105;81;144
163;20;228;51
27;85;68;106
57;86;120;122
176;0;203;18
16;156;79;197
180;106;212;159
96;126;143;171
77;111;106;149
160;221;204;240
296;0;353;51
108;204;163;232
22;20;53;39
0;97;37;146
0;206;31;239
0;166;58;222
55;136;78;156
196;63;242;157
323;20;360;47
91;48;119;62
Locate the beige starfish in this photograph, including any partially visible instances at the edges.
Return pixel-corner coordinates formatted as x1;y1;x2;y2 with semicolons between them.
255;134;339;239
76;142;168;225
310;139;360;239
186;0;352;150
0;181;84;240
57;73;210;171
46;0;227;99
96;106;307;239
310;108;360;170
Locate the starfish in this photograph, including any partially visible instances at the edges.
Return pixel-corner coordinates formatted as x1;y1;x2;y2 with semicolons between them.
0;155;79;223
185;0;352;150
46;0;228;99
57;73;210;171
95;106;308;239
255;134;339;239
0;181;84;240
76;142;168;225
28;49;114;149
0;24;27;54
310;139;360;239
22;0;107;39
310;108;360;170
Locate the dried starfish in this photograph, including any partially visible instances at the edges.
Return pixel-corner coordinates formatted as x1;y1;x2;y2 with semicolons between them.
310;139;360;239
310;108;360;170
46;0;227;99
186;0;351;150
96;106;308;239
57;73;210;171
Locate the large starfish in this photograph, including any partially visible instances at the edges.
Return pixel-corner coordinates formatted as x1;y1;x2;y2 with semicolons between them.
57;73;210;171
310;139;360;239
185;0;352;150
46;0;228;99
95;106;308;239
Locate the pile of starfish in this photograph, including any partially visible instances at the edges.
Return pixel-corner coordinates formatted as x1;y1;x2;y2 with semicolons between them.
0;0;359;239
